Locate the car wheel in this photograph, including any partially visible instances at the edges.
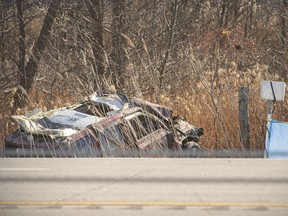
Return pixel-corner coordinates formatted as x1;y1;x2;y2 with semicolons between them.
182;141;201;157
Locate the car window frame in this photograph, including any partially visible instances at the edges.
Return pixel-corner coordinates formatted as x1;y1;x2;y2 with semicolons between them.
124;112;168;142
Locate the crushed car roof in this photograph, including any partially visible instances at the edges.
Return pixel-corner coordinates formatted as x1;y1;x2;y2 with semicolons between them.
36;108;103;130
9;92;131;138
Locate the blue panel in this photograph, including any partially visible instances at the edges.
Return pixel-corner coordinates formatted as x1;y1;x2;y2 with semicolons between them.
267;120;288;159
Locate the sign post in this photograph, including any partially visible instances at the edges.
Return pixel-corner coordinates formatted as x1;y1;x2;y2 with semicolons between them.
239;87;250;152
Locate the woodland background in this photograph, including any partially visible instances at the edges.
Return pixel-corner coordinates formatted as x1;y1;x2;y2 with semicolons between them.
0;0;288;151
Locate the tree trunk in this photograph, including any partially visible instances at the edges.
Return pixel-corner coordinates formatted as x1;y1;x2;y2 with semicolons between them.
16;0;26;89
24;0;59;92
87;0;106;90
0;1;5;69
13;0;59;110
219;0;227;28
281;0;287;47
281;0;288;81
111;0;127;90
158;0;178;102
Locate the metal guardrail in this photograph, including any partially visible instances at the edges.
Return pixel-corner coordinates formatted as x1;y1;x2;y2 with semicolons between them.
0;148;279;158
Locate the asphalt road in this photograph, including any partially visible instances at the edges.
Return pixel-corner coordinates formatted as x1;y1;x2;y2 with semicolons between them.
0;158;288;216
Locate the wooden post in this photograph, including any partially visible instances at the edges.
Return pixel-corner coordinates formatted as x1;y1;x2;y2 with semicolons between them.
239;87;250;151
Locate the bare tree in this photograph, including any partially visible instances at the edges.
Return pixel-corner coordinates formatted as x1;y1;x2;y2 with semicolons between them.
0;0;5;68
244;0;254;38
13;0;59;110
86;0;106;90
280;0;288;47
158;0;178;102
110;0;128;90
280;0;288;80
16;0;26;90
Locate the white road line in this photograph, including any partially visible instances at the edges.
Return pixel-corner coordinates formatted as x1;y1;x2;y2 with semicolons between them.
0;168;50;171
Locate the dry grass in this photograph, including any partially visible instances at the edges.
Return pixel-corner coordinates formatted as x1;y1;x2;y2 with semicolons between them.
1;59;287;153
145;61;288;151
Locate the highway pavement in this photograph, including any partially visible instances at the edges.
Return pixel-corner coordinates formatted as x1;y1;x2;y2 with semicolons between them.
0;158;288;215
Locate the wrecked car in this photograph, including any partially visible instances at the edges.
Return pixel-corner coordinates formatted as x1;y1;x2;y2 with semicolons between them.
4;91;203;157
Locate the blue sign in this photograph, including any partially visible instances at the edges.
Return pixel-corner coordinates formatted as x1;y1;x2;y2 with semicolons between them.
266;120;288;159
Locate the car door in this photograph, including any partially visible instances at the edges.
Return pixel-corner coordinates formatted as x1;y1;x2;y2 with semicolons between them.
67;127;101;157
125;113;175;152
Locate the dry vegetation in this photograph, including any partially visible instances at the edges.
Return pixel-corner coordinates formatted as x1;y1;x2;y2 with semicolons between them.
1;0;288;152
